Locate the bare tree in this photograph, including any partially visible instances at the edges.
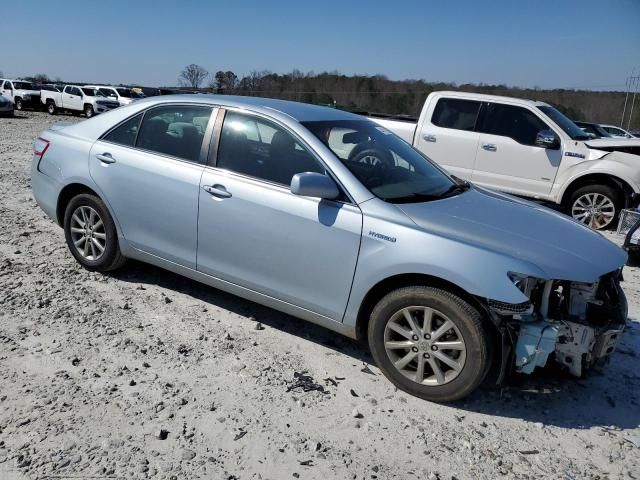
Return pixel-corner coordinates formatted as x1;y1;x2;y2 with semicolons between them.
211;70;238;91
178;64;209;89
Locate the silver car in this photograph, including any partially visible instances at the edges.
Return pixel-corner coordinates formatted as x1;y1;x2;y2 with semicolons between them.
31;95;628;402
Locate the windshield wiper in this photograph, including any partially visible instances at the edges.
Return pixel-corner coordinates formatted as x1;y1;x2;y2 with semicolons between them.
386;182;470;204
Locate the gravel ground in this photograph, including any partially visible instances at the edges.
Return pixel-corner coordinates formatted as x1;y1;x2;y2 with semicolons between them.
1;111;639;480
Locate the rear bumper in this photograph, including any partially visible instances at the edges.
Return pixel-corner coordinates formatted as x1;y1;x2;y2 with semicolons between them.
31;159;63;225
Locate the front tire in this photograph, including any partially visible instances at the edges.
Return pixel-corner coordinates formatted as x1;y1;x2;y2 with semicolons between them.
84;104;94;118
63;194;126;272
15;98;23;110
566;184;621;230
47;102;57;115
368;286;491;403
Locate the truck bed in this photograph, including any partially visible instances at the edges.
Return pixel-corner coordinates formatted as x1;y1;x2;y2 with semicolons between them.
362;112;418;144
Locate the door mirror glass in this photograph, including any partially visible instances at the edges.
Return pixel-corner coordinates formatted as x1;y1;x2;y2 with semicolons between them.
290;172;340;200
535;129;560;150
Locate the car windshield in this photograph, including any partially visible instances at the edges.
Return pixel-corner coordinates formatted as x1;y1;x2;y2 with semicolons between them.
98;88;118;98
116;88;133;97
537;105;591;140
14;82;34;90
81;88;106;97
303;119;464;203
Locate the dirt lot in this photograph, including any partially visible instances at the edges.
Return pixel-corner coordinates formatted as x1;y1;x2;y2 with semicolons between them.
0;111;639;480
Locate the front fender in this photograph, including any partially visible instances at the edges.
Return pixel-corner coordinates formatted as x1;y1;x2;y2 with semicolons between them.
342;218;542;328
556;154;640;202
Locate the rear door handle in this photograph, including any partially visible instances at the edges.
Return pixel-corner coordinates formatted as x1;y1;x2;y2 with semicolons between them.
203;184;232;198
423;134;437;142
482;143;497;152
96;153;116;164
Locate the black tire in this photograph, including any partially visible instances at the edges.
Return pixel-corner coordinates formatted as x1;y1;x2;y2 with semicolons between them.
47;102;57;115
84;104;94;118
565;183;622;230
368;286;491;403
15;98;23;110
63;193;126;272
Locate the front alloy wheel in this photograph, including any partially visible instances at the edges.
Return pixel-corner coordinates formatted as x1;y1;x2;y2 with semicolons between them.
369;286;491;403
571;193;615;230
384;306;467;386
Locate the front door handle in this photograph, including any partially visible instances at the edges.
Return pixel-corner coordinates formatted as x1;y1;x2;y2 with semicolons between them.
96;153;116;164
203;184;232;198
482;143;497;152
423;134;437;142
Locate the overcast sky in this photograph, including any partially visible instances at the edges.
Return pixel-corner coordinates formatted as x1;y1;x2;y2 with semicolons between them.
1;0;639;90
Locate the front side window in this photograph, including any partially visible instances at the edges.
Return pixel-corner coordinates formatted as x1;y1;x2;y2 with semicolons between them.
135;105;212;163
537;105;590;140
431;98;481;131
217;111;325;185
102;113;143;147
303;120;460;203
480;103;549;146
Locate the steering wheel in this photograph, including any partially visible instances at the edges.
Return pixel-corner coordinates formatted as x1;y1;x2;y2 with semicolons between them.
349;143;394;171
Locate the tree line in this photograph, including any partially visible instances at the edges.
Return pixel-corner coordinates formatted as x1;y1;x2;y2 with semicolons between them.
177;64;639;128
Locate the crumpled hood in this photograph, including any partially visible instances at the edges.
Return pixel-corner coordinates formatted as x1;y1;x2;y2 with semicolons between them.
586;138;640;149
397;187;626;283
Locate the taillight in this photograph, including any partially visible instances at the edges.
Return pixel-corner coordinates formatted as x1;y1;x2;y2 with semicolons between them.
34;137;50;159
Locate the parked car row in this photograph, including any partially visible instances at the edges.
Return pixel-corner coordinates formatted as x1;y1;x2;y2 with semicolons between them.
0;78;144;117
366;91;640;230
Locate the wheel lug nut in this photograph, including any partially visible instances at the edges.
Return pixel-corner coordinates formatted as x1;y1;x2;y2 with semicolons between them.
423;353;430;359
411;335;419;341
431;345;438;351
411;347;418;353
424;334;430;340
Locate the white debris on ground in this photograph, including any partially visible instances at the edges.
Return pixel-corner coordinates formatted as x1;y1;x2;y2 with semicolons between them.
0;111;639;480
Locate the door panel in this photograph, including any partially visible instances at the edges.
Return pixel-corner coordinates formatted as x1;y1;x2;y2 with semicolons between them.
89;141;204;268
197;170;363;320
472;134;562;197
415;97;482;179
472;103;562;197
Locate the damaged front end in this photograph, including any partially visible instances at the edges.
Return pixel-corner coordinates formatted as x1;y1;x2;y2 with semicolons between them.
489;270;627;379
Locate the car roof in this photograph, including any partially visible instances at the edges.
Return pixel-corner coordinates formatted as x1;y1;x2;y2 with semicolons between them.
138;94;362;122
431;90;551;108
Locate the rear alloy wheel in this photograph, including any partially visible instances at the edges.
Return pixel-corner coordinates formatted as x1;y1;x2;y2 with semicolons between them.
568;184;620;230
47;102;57;115
63;193;126;271
368;286;491;403
84;105;94;118
15;98;23;110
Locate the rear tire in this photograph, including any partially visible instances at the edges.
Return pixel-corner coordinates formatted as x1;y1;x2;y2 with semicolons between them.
565;184;621;230
63;194;126;272
84;104;94;118
47;102;57;115
368;286;491;403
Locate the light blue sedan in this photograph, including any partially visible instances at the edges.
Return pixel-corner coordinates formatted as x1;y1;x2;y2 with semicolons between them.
31;95;628;402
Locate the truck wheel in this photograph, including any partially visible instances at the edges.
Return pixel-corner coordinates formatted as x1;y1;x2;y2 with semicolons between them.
15;98;23;110
47;102;57;115
368;286;491;403
566;184;621;230
84;105;94;118
63;193;126;272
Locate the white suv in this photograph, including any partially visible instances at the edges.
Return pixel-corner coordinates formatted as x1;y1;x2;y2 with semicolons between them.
85;85;141;106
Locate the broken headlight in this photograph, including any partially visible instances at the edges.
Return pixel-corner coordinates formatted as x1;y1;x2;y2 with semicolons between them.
507;272;543;299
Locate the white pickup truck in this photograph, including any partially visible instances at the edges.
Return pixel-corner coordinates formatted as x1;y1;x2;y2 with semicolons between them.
0;79;41;110
368;91;640;230
41;85;120;118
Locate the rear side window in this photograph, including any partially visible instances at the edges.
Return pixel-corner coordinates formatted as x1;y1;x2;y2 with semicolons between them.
431;98;481;131
480;103;549;146
135;105;213;163
103;113;143;147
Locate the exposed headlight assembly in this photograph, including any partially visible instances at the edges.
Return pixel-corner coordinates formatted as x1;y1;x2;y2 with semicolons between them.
508;272;543;299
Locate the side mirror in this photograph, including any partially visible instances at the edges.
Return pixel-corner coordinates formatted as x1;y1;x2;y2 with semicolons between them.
291;172;340;200
535;129;560;150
